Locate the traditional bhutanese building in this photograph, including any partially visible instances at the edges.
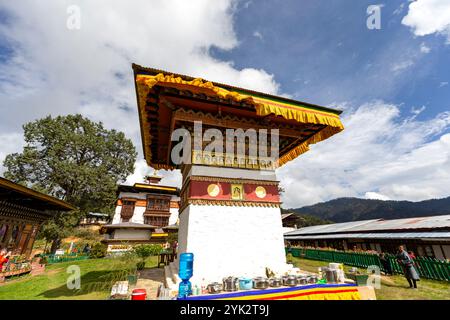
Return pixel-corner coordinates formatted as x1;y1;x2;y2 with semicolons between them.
0;177;75;257
101;174;180;251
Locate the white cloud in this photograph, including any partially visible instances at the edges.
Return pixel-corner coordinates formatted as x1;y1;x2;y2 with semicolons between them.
439;81;449;87
278;101;450;208
411;105;426;116
391;60;414;73
0;133;24;174
402;0;450;43
124;159;182;187
365;192;390;201
420;42;431;53
0;0;280;180
253;31;263;40
393;3;405;16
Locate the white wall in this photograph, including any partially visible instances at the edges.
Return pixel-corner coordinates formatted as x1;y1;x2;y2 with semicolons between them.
169;207;179;225
113;229;151;240
111;205;146;224
178;204;288;284
112;206;122;224
130;206;146;224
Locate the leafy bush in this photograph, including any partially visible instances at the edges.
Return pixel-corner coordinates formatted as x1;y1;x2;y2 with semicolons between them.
72;227;103;241
89;243;108;259
39;256;48;265
133;244;162;261
136;261;146;270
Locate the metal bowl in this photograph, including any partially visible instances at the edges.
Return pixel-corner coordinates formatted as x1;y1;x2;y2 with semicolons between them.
268;277;282;287
222;277;239;292
207;282;223;294
282;275;298;287
297;276;308;285
253;277;270;289
307;275;318;284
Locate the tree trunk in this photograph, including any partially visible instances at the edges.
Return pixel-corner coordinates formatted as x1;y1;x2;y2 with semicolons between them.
50;238;61;254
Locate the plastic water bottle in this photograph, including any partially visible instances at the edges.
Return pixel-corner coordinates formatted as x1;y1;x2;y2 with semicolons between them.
178;253;194;280
178;253;194;299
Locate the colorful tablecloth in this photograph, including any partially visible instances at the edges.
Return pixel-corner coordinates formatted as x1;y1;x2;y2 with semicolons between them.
181;283;361;300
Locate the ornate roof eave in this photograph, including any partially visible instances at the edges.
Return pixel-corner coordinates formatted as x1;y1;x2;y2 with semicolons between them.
132;65;344;169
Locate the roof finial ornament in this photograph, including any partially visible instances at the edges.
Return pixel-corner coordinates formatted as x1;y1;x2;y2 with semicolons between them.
144;169;162;185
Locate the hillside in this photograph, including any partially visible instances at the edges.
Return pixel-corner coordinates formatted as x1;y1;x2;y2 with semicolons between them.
289;196;450;223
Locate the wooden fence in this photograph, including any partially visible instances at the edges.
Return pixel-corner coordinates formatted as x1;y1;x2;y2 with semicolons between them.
288;247;450;282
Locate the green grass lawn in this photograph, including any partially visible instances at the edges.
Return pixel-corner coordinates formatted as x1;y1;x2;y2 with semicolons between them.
291;257;450;300
0;256;158;300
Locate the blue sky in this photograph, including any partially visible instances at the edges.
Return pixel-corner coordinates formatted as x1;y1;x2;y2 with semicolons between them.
214;0;450;121
0;0;449;208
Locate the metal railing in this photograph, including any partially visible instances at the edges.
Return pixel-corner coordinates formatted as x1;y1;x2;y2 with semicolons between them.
42;253;90;264
287;247;450;282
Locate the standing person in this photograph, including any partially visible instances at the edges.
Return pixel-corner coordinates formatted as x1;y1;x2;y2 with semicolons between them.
286;242;293;263
379;253;393;275
82;243;91;255
408;251;416;260
396;246;420;289
164;241;170;252
0;249;10;271
171;240;178;255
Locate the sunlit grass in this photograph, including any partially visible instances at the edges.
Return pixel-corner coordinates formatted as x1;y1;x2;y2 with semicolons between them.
291;257;450;300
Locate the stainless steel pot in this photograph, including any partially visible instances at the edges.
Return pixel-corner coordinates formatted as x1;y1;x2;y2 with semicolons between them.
297;276;308;285
307;275;318;284
207;282;223;294
222;277;239;292
282;275;298;287
253;277;269;289
268;277;282;287
323;268;338;283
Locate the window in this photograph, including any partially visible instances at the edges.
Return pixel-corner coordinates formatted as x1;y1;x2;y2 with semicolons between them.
145;216;169;227
146;195;170;211
121;200;135;222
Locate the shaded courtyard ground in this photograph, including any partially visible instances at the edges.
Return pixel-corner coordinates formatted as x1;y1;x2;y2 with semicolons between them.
291;257;450;300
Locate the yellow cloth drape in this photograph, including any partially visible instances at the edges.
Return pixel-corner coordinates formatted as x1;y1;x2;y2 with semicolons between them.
136;73;344;166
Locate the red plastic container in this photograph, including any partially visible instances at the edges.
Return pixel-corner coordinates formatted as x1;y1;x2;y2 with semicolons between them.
131;289;147;300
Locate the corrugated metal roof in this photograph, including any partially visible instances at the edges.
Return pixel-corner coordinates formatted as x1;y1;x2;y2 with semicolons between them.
284;215;450;237
284;219;381;236
284;232;450;240
350;215;450;232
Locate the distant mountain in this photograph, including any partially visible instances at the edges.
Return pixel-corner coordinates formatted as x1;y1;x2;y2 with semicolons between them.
289;196;450;223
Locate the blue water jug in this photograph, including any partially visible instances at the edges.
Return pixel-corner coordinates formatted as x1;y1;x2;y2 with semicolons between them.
178;253;194;298
178;253;194;280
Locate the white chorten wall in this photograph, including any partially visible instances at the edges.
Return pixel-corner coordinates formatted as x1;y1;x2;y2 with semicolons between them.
176;165;289;284
178;204;287;283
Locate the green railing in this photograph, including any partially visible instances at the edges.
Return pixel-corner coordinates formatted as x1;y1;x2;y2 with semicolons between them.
287;247;450;282
42;253;90;264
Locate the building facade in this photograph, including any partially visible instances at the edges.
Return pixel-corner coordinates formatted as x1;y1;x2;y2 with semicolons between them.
101;176;180;250
0;177;75;257
284;215;450;260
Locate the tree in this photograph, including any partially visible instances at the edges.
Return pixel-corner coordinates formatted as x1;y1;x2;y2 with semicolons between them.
3;114;137;252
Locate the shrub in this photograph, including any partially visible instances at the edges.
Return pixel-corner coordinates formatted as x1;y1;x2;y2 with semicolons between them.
73;228;102;240
132;244;162;269
89;243;108;259
39;256;48;265
136;261;146;270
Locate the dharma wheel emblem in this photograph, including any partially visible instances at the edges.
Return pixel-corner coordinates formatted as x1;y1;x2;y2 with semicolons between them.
207;184;220;197
255;186;266;199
